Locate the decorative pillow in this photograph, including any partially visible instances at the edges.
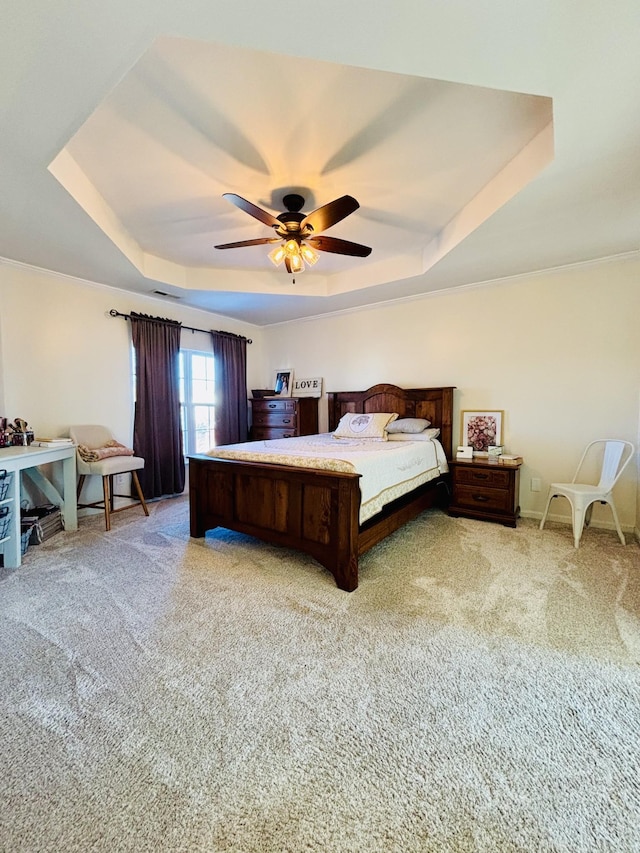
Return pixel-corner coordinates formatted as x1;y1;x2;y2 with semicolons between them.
387;428;440;442
333;412;398;440
386;417;432;434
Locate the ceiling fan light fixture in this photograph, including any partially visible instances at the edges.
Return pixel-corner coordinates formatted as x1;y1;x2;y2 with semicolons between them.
300;242;319;266
288;252;304;274
268;244;286;266
284;239;300;256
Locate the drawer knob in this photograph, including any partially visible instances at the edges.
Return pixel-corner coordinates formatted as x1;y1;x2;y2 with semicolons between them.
473;473;489;480
282;418;291;424
473;494;490;502
268;403;277;409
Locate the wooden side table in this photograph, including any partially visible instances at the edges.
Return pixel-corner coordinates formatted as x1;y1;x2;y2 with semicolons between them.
448;456;522;527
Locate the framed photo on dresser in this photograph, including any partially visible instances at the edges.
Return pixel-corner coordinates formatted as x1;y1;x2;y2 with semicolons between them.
273;369;293;397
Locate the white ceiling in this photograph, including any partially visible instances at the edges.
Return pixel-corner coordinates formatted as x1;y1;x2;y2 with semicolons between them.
2;2;639;326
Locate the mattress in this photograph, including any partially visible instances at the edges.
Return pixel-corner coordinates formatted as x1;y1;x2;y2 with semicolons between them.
206;433;448;523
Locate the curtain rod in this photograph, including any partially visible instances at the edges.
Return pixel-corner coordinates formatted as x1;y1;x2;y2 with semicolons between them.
109;309;252;344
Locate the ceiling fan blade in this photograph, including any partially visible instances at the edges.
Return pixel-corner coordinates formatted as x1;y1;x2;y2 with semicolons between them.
300;195;359;233
222;193;281;228
307;235;372;257
215;237;282;249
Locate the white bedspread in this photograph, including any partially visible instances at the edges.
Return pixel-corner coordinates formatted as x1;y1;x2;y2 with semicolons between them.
206;433;448;523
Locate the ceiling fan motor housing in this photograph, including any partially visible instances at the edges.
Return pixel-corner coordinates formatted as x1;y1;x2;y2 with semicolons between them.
276;195;308;235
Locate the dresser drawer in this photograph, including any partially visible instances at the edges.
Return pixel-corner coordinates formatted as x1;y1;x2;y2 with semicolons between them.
454;466;511;488
253;427;297;440
454;484;513;513
252;399;297;414
252;411;297;428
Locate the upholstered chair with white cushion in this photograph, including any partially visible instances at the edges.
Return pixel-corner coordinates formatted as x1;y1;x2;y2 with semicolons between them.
69;424;149;531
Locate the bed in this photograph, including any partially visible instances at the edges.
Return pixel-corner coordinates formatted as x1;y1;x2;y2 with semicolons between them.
188;384;455;591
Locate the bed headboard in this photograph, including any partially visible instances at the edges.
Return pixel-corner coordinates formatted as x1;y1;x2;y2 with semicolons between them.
327;384;455;460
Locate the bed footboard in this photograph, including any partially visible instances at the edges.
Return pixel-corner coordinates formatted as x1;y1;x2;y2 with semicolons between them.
189;455;363;591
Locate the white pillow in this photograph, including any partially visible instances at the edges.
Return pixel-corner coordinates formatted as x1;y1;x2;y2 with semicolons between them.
387;428;440;442
333;412;398;440
386;417;432;434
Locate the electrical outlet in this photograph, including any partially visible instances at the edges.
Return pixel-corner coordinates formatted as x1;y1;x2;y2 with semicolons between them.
531;477;541;492
115;474;126;485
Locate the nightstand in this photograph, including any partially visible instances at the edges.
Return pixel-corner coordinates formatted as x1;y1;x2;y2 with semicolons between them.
448;456;522;527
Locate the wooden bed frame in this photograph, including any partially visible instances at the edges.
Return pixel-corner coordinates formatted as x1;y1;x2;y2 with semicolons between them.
189;384;455;591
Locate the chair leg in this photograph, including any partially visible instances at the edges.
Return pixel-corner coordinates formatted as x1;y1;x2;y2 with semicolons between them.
608;500;626;546
572;503;585;548
77;474;86;502
585;503;594;528
102;475;111;532
539;491;554;530
131;471;150;517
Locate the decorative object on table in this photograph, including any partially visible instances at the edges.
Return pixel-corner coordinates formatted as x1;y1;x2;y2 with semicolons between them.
6;417;35;446
497;454;523;466
292;377;323;398
488;445;504;457
460;410;504;453
273;369;293;397
251;389;276;399
456;445;474;459
0;417;9;447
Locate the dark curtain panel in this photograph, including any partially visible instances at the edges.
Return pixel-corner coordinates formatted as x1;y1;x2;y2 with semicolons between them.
211;331;248;446
131;312;185;498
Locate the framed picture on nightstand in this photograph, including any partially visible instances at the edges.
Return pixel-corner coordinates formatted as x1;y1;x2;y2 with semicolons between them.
460;410;503;452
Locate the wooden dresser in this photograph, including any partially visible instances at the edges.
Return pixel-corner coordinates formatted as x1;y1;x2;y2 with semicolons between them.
250;397;319;440
448;456;522;527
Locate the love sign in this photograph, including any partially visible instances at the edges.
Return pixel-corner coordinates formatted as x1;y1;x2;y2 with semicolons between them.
292;377;323;397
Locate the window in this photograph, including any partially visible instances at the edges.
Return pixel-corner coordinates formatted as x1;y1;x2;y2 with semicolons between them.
179;350;215;456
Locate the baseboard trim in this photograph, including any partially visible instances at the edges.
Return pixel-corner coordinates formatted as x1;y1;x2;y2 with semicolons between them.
520;509;635;536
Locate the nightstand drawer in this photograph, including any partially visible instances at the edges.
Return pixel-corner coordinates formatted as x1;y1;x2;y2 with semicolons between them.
454;466;511;488
454;484;513;512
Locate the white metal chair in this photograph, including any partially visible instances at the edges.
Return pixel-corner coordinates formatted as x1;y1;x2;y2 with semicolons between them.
70;425;149;531
539;439;635;547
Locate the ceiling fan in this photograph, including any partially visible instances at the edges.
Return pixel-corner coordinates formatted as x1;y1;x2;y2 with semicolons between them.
214;192;372;274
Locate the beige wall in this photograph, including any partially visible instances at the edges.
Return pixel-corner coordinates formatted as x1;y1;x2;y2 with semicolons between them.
259;255;640;532
1;255;638;535
0;261;264;443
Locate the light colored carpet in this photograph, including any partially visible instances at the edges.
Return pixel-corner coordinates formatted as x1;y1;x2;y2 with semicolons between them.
1;497;639;852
